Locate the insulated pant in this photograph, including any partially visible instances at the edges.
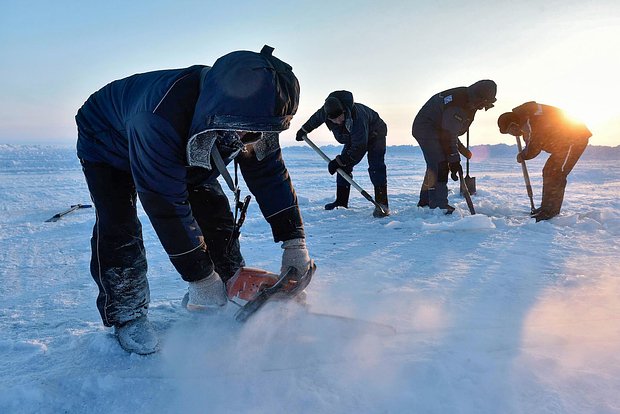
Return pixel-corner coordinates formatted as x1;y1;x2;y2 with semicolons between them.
414;129;450;209
336;132;387;188
188;183;245;283
540;140;588;216
81;160;243;327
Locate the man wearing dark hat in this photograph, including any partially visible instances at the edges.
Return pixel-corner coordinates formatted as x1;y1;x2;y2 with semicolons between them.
295;90;390;217
412;80;497;213
498;101;591;221
76;46;312;354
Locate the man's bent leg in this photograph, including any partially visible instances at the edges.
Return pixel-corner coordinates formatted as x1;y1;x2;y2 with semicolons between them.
189;179;245;283
81;160;149;327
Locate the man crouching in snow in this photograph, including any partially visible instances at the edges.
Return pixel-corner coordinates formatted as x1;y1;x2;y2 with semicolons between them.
75;46;312;355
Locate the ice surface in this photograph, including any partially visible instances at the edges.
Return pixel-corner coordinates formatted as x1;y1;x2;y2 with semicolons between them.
1;144;619;413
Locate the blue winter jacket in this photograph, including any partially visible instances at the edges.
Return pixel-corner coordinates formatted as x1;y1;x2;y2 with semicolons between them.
301;90;387;166
76;48;303;281
412;87;478;163
412;80;496;163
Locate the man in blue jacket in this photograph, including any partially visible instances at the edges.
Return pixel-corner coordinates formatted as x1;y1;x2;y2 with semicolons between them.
76;46;312;354
412;80;497;213
296;91;390;217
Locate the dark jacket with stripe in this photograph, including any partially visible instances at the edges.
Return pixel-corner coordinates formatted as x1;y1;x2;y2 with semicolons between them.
412;87;477;163
512;102;592;160
76;50;303;281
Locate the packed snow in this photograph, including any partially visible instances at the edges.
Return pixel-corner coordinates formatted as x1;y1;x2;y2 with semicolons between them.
1;143;619;414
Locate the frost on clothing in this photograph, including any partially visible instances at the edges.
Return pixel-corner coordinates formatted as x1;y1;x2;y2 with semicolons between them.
76;48;303;326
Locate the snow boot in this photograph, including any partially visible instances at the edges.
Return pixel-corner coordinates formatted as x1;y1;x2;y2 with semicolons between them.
530;206;543;216
185;271;228;311
115;315;159;355
537;178;565;221
532;209;556;222
373;185;390;218
325;186;350;210
418;171;430;207
444;205;455;215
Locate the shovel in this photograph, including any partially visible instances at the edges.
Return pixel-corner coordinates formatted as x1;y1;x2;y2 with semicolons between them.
461;129;476;195
301;134;388;216
458;169;476;215
45;204;92;222
516;135;536;213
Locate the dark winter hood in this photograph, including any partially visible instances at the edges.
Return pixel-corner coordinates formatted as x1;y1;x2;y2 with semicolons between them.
497;111;520;133
325;90;355;132
189;46;300;137
186;46;299;170
467;80;497;111
327;90;354;113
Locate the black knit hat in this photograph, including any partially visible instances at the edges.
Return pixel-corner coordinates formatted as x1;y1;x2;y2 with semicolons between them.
497;112;519;133
324;96;344;119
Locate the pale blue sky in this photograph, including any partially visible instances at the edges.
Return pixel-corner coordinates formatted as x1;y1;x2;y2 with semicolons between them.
1;0;619;146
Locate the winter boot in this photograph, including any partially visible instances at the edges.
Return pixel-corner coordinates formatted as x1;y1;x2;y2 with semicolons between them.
115;315;159;355
373;185;390;218
418;171;430;207
185;271;228;311
530;206;543;216
325;186;350;210
533;209;555;222
535;178;566;222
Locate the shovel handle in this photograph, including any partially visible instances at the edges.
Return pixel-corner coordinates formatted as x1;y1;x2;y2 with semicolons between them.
466;129;470;175
516;136;536;212
301;134;388;215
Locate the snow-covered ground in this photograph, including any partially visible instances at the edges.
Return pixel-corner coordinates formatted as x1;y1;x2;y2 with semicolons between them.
1;144;619;414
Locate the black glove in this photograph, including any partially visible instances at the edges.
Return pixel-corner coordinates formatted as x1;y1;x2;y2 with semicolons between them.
516;152;524;163
449;161;462;181
457;141;473;160
459;147;472;160
328;156;346;175
295;128;306;142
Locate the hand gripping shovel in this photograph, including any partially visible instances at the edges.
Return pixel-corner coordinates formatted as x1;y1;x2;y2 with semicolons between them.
516;136;536;214
301;134;388;216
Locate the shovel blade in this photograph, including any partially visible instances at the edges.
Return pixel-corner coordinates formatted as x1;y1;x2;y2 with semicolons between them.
462;175;476;195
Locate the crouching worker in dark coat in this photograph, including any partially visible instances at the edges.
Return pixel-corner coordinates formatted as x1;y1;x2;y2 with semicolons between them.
498;101;591;221
412;80;497;213
75;46;312;354
295;90;390;217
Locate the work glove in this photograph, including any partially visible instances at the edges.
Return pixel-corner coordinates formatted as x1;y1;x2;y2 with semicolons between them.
281;238;311;276
186;271;228;311
295;128;307;142
328;156;346;175
457;141;473;159
516;152;524;163
449;161;462;181
460;147;472;160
